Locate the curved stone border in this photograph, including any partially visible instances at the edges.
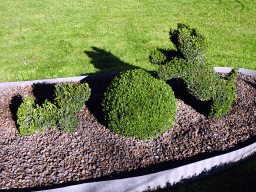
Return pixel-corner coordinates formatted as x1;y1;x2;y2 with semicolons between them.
0;68;255;192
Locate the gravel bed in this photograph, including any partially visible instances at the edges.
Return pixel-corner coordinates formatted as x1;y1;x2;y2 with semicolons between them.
0;72;255;191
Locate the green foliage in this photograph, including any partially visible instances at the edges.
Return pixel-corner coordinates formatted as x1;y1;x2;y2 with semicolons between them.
169;23;209;63
17;96;59;136
54;82;91;112
57;108;79;133
209;68;239;118
17;82;91;136
156;57;198;81
149;48;167;65
183;64;220;101
102;69;176;140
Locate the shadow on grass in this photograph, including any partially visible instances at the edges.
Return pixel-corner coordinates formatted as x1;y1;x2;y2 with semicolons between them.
83;46;142;75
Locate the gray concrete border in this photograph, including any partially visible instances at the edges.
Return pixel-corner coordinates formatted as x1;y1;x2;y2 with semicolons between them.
1;67;255;192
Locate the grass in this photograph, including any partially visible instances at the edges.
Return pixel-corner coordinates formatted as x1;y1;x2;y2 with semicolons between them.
1;0;256;191
0;0;255;82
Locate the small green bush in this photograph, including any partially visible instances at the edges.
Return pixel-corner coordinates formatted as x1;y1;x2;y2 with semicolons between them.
54;82;91;112
17;82;91;136
169;23;208;63
57;108;80;133
101;69;176;140
17;96;59;136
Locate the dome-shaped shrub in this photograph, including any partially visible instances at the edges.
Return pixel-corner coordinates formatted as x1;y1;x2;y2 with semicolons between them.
101;69;176;140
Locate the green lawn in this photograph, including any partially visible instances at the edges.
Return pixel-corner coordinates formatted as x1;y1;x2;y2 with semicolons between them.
0;0;255;82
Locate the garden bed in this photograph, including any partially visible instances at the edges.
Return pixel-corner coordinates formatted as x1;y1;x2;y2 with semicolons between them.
0;72;255;191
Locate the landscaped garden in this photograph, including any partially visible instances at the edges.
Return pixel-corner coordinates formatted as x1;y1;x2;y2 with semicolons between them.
0;0;255;191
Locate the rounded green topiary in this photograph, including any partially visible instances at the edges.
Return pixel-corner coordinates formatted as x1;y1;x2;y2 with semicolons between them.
101;69;177;140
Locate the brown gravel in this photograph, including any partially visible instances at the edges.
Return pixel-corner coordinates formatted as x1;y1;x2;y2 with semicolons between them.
0;72;255;191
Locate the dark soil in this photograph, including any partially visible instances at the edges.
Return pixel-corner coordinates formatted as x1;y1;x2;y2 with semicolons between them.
0;72;255;191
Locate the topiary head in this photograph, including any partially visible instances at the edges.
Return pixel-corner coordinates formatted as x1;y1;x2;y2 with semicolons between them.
169;23;208;63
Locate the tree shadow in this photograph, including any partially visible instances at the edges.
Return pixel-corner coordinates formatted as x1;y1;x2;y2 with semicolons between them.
83;46;142;75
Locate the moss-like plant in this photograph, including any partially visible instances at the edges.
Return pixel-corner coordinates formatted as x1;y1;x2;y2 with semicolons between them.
156;57;199;81
54;82;91;112
183;64;220;101
101;69;176;140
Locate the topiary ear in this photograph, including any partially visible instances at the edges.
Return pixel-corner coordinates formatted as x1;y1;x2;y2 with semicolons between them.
169;23;208;64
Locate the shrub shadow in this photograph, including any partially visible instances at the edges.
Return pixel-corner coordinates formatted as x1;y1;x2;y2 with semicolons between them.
83;46;142;75
80;73;119;126
166;78;212;117
9;94;23;132
32;82;57;106
244;79;256;90
157;48;183;62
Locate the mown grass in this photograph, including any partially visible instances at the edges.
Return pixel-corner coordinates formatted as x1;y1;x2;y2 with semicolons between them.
0;0;255;82
1;0;256;191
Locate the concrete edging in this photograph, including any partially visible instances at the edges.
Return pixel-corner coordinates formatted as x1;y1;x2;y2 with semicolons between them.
1;67;255;192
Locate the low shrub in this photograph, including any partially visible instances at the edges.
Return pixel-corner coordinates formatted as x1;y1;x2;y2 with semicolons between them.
54;82;91;112
150;22;238;119
17;96;59;136
169;23;208;63
17;82;91;136
57;108;80;133
101;69;176;140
